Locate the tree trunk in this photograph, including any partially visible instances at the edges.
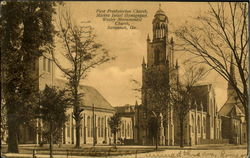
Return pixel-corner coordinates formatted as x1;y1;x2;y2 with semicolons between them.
49;125;53;158
245;108;249;155
75;119;81;148
49;134;53;158
180;121;184;148
155;117;159;150
155;130;158;150
114;132;116;148
7;107;19;153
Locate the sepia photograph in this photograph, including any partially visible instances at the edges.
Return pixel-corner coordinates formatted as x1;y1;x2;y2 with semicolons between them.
0;1;249;158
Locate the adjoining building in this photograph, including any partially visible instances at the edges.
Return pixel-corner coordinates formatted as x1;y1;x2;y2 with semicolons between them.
178;84;222;146
115;104;136;145
18;54;117;145
18;55;133;146
219;56;247;145
55;79;116;145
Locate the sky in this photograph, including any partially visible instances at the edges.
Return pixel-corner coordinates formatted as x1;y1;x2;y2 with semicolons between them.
54;2;228;109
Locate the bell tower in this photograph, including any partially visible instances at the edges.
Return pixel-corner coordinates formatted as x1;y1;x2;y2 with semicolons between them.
138;5;175;146
146;4;173;67
152;4;168;41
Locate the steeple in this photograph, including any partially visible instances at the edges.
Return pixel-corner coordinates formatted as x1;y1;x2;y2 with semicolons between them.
228;54;237;89
227;54;237;99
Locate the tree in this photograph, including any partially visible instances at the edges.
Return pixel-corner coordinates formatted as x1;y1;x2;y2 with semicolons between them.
108;113;121;148
1;1;57;153
144;69;170;149
1;99;7;144
52;9;114;148
38;85;68;158
170;65;207;147
175;2;249;152
131;68;170;149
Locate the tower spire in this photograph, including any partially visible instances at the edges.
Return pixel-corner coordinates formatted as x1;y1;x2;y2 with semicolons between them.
229;54;237;88
227;54;237;99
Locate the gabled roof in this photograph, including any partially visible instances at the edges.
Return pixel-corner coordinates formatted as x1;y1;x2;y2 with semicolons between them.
230;104;245;117
219;98;244;117
55;79;114;111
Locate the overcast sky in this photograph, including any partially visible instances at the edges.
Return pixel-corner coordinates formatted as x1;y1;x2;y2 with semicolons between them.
54;2;228;109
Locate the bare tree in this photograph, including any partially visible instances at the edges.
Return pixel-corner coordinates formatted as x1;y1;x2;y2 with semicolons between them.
52;9;114;148
175;2;249;152
170;65;207;147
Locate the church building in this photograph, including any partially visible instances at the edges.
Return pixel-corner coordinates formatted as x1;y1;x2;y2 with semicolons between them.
134;6;222;146
219;55;247;144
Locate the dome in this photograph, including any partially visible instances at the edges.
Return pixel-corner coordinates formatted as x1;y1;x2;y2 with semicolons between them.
155;8;166;16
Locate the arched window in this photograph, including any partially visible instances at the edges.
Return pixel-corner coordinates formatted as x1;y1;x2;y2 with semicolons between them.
156;24;159;38
122;123;125;137
98;117;101;137
154;48;160;64
43;57;46;71
91;117;93;137
161;24;165;38
127;123;130;138
48;59;51;72
107;118;110;137
101;118;104;137
87;116;90;137
198;116;201;133
67;121;70;138
191;115;195;133
203;118;206;133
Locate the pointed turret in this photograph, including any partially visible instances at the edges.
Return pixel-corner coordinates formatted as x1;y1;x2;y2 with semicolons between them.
142;57;146;66
175;59;179;69
200;102;203;110
194;100;198;109
135;100;138;106
147;34;150;42
170;37;174;45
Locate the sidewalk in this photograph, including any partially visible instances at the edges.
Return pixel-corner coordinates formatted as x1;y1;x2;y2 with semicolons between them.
1;144;247;158
2;153;99;158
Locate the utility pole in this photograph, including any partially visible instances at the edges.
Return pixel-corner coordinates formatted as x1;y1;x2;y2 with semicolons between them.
92;104;96;146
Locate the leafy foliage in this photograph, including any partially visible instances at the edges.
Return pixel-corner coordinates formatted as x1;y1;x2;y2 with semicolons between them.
0;1;58;153
38;85;68;127
108;113;121;134
108;113;121;147
37;85;68;157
